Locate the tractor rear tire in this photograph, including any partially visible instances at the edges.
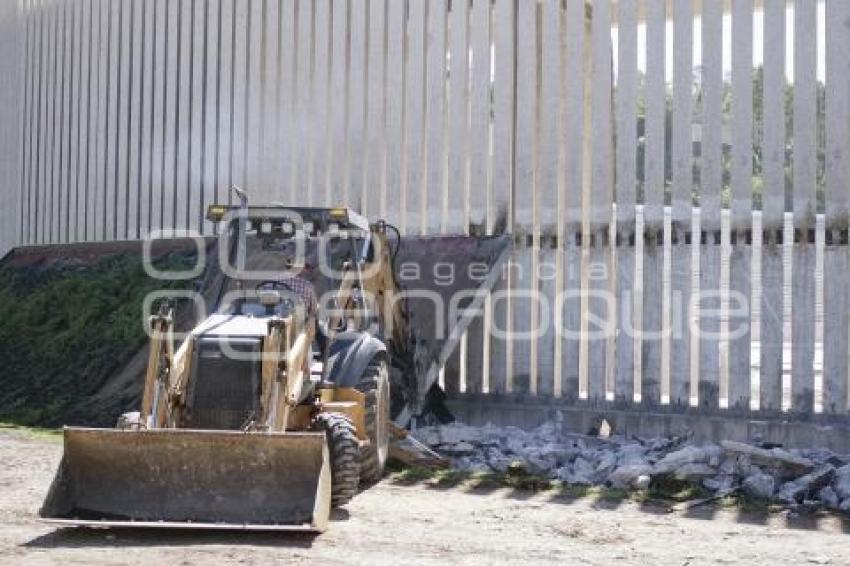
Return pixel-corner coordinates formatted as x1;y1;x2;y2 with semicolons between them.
314;412;360;507
355;356;391;485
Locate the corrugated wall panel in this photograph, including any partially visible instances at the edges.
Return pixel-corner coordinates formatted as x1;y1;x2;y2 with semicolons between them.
586;0;613;401
347;0;367;212
669;0;693;406
558;0;586;401
487;0;514;395
614;0;637;404
5;0;850;423
699;0;720;234
728;0;753;410
363;0;385;218
383;0;403;227
510;0;534;394
642;0;666;405
0;0;21;258
824;0;850;414
759;0;786;412
791;0;817;413
464;0;492;394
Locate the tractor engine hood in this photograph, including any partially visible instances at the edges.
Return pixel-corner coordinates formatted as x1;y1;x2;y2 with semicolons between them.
192;313;272;339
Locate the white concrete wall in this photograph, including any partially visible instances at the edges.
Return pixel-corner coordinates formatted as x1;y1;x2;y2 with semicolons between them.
4;0;850;418
0;1;21;258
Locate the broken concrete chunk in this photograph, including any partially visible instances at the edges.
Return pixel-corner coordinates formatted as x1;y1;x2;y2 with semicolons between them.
802;448;847;468
413;420;850;515
721;441;814;478
568;457;596;485
733;455;760;478
775;465;836;505
502;436;526;456
833;464;850;500
483;447;513;473
454;456;490;473
673;463;718;482
617;443;649;466
742;473;776;500
415;427;442;447
595;450;618;477
652;445;722;475
633;474;651;490
607;464;654;490
524;451;557;476
531;443;576;467
703;475;735;493
646;436;688;454
389;434;450;469
552;410;564;434
557;467;593;486
597;419;612;439
817;486;840;509
439;441;477;456
437;423;484;445
717;456;737;476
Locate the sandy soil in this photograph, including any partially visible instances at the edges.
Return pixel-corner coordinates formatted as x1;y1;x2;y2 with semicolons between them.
1;429;848;566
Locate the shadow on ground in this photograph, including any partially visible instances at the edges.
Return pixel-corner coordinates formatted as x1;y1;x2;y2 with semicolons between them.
386;464;850;534
24;528;317;550
21;509;354;550
20;470;850;552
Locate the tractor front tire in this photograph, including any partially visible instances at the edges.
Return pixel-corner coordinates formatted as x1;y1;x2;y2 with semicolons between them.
355;356;391;485
314;412;361;507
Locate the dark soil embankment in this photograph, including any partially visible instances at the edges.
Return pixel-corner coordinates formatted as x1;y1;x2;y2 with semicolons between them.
0;243;201;427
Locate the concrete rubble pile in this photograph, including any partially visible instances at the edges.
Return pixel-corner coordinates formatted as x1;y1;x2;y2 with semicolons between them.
412;413;850;513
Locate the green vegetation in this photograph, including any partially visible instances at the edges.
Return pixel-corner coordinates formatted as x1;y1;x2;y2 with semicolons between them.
631;66;827;211
0;252;195;426
647;475;711;502
388;463;725;508
389;465;559;492
0;421;62;442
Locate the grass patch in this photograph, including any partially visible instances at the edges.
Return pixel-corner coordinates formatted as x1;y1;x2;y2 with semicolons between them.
0;252;195;427
0;421;62;442
387;462;831;515
724;493;784;514
387;463;653;502
555;484;644;505
473;464;560;491
391;465;442;485
648;476;712;502
389;463;559;492
390;466;475;488
387;461;719;506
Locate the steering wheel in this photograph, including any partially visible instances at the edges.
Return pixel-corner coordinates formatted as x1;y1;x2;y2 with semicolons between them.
255;280;296;293
250;281;300;315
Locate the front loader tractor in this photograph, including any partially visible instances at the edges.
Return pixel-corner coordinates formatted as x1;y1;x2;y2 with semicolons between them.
40;192;510;532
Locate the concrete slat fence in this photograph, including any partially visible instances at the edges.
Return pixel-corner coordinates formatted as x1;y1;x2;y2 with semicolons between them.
3;0;850;423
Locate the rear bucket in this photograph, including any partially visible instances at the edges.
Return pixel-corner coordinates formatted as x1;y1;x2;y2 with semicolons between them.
40;427;331;532
394;235;511;413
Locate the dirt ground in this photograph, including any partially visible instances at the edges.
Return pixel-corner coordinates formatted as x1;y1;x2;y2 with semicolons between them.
1;429;848;565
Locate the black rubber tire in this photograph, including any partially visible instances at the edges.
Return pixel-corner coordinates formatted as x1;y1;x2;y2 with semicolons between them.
314;412;361;507
355;356;391;485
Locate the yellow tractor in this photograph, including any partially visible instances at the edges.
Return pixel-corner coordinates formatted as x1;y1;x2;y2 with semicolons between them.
40;194;509;532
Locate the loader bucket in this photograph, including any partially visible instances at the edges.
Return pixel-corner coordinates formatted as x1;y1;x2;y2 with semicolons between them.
40;428;331;532
393;234;512;415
